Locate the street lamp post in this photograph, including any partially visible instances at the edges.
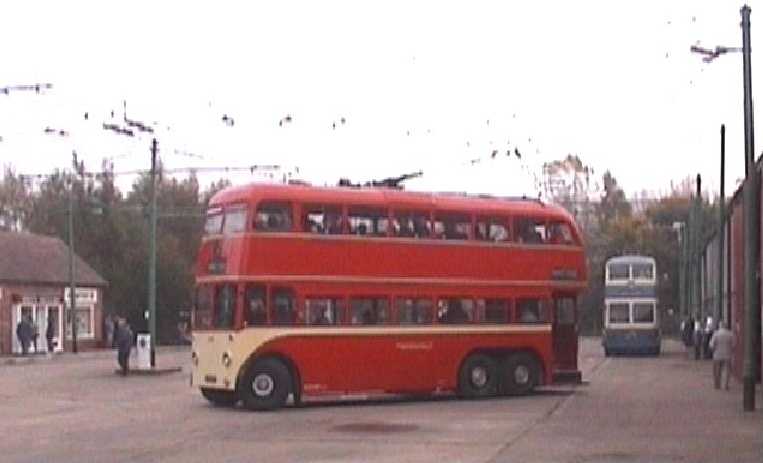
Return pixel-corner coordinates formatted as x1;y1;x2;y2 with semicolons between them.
691;5;758;411
68;154;77;354
739;5;758;413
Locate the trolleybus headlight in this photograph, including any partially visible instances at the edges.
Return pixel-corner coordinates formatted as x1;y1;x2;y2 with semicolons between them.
222;351;232;368
191;351;199;366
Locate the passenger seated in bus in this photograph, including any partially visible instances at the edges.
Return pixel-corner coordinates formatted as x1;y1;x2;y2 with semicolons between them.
326;213;342;234
413;217;429;238
518;301;541;323
396;218;415;237
357;223;368;235
518;222;542;244
247;298;267;326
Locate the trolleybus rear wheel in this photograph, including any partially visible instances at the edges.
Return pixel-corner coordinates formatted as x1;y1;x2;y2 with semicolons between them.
502;353;539;396
458;354;499;398
239;358;291;411
200;388;239;407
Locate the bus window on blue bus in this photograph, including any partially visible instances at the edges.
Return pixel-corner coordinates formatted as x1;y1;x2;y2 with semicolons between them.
608;263;629;281
632;263;654;281
633;303;655;323
608;303;630;323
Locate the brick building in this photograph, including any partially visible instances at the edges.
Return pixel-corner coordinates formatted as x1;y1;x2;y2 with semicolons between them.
0;232;107;355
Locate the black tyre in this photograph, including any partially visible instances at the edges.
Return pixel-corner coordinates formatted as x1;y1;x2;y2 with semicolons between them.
458;354;499;398
502;353;539;396
200;387;239;407
238;358;291;411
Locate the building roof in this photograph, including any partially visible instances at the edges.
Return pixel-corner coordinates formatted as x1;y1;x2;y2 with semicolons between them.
0;232;107;287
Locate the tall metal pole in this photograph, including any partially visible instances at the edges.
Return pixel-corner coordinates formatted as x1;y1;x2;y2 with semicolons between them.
695;174;703;324
741;5;758;412
68;151;78;354
679;225;686;318
717;125;726;325
148;138;158;367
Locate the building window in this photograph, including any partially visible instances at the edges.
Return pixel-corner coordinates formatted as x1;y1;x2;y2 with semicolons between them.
65;307;94;338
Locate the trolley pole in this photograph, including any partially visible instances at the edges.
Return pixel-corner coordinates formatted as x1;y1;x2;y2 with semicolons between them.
741;5;758;412
717;125;725;326
148;138;158;368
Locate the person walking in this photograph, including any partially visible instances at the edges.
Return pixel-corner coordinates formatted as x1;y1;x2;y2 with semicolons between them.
709;321;735;390
16;316;33;355
46;318;55;353
115;318;134;376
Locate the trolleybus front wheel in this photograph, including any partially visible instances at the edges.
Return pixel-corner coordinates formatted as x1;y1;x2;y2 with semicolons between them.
502;353;539;396
239;358;292;411
458;354;499;398
200;387;239;407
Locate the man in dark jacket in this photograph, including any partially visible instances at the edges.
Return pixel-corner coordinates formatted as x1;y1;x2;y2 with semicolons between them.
115;318;134;376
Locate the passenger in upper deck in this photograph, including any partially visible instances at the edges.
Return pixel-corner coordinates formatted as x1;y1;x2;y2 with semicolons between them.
518;221;543;244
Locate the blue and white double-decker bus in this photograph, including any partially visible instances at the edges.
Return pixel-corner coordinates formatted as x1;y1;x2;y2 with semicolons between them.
602;255;660;355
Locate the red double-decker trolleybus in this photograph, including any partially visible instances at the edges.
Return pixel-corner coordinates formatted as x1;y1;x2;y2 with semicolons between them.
191;183;587;410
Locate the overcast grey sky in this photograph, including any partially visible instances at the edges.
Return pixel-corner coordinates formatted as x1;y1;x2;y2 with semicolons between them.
1;1;761;199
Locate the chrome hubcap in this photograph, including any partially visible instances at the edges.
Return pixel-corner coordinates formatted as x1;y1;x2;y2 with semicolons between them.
252;374;275;397
471;366;488;388
514;365;530;385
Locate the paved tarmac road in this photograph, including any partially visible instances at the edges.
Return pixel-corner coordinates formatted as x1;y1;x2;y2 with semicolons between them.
0;339;759;463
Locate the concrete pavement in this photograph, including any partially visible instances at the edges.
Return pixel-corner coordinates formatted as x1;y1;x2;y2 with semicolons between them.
0;338;759;463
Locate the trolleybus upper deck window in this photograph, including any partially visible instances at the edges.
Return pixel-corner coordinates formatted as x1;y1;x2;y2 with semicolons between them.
433;215;472;240
548;222;575;245
303;205;343;234
348;208;389;236
305;297;345;325
254;203;292;232
350;297;390;325
475;218;509;242
515;218;546;244
393;212;431;238
223;205;247;234
204;208;223;235
632;263;654;281
396;298;433;324
608;263;629;281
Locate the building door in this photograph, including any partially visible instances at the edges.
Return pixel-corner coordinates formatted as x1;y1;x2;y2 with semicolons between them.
12;304;35;354
552;294;579;375
47;305;63;353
